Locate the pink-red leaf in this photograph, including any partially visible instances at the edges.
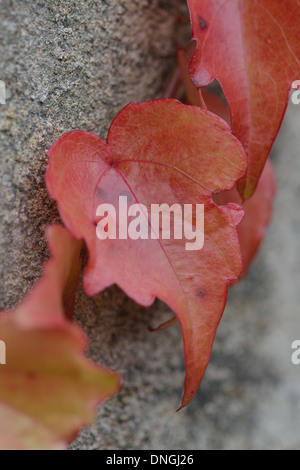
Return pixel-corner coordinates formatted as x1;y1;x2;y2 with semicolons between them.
177;47;231;124
215;159;276;278
187;0;300;198
177;50;276;277
0;225;120;450
46;99;247;408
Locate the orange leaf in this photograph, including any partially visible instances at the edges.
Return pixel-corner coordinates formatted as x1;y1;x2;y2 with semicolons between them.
0;225;120;450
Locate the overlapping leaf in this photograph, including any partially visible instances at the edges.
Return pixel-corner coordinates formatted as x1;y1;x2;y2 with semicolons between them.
215;159;276;278
187;0;300;198
46;99;247;408
0;225;120;450
178;49;277;277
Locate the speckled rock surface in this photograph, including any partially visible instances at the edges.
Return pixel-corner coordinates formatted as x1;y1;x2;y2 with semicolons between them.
1;0;300;450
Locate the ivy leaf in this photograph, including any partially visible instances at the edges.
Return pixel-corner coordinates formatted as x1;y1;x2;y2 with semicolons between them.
178;49;276;277
215;159;276;278
0;225;120;450
177;47;231;124
187;0;300;198
46;99;247;408
236;159;276;277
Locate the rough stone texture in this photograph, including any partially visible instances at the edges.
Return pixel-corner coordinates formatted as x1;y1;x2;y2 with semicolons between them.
1;0;300;451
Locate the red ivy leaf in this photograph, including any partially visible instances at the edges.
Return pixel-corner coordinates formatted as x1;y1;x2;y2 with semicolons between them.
177;48;206;109
215;159;276;278
46;99;247;408
177;47;231;124
0;225;120;450
177;49;277;277
187;0;300;198
236;159;276;277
